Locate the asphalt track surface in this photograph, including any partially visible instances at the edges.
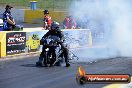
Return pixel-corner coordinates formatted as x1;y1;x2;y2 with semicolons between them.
0;55;132;88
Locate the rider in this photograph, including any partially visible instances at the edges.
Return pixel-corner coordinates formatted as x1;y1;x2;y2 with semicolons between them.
43;10;52;30
37;21;70;67
3;5;16;31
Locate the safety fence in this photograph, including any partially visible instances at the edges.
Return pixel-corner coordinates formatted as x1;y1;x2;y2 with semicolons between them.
0;29;103;58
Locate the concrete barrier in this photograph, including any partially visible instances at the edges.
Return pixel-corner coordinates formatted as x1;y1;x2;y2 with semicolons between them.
0;32;6;58
0;29;117;62
0;29;92;58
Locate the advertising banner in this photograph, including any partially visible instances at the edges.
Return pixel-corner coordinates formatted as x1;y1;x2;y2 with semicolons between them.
26;31;47;52
25;30;91;53
6;32;26;55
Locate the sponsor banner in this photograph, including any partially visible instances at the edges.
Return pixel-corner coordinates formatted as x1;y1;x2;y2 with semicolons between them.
25;30;91;53
6;32;26;55
26;31;47;52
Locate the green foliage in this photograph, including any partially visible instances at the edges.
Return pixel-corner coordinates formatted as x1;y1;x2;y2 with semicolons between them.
0;0;73;11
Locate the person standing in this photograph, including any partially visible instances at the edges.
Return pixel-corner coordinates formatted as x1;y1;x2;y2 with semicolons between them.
43;10;52;30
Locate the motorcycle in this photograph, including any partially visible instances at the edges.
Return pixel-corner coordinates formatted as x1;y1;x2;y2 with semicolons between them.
36;35;80;67
36;35;63;67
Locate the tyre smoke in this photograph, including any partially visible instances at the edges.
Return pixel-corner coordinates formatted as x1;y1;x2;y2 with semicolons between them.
70;0;132;57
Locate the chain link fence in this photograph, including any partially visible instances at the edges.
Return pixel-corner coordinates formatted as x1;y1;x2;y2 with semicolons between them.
0;0;76;11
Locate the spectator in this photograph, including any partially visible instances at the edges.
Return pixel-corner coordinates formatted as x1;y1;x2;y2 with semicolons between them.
63;16;76;29
3;5;16;31
43;10;52;30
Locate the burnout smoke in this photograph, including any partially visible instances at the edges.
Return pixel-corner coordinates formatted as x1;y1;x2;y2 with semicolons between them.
70;0;132;58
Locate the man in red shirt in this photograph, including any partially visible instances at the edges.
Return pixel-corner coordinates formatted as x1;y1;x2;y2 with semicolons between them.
43;10;52;30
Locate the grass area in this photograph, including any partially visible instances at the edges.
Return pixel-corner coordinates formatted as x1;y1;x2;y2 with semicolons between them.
0;0;73;11
0;0;29;7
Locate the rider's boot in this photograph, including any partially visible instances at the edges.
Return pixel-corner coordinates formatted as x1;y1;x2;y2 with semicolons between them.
66;63;70;67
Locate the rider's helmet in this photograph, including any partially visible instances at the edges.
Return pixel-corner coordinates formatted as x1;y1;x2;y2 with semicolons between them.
44;10;49;14
51;21;60;30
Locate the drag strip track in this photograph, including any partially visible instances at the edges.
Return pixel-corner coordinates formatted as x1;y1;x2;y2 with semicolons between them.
0;56;132;88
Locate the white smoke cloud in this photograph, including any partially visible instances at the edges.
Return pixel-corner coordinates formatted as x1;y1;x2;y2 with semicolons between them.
70;0;132;57
108;0;132;57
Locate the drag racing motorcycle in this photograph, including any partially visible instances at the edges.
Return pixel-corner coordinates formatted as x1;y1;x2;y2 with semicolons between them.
36;35;63;67
36;35;79;67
